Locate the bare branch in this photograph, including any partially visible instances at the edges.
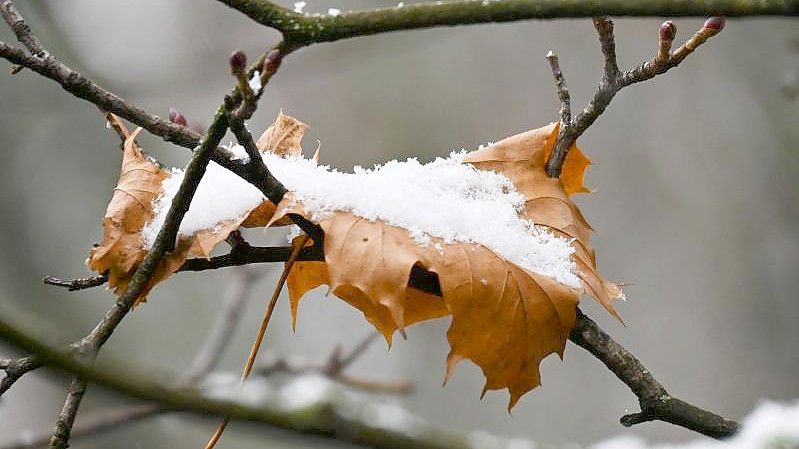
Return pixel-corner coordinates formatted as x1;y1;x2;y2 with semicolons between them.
545;51;571;126
546;17;725;177
47;377;87;449
0;355;42;397
570;310;739;439
261;332;414;395
42;275;108;292
217;0;796;48
186;267;260;380
0;0;45;56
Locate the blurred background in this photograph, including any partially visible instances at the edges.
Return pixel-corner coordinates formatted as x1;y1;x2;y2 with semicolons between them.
0;1;797;448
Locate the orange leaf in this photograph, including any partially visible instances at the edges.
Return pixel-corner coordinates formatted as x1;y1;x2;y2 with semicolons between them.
270;122;621;407
88;113;310;304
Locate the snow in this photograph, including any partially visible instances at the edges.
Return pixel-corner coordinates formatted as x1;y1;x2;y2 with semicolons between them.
141;143;265;248
248;70;262;95
592;400;799;449
143;146;579;288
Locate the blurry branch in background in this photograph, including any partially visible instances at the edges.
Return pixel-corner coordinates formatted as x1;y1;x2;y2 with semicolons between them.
0;267;259;449
257;332;413;395
2;0;791;447
0;316;441;449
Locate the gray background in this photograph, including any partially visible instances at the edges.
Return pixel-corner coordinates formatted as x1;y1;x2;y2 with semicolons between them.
0;1;797;448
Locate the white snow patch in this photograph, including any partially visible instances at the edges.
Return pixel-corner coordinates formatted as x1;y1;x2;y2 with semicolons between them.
248;70;262;94
592;399;799;449
277;373;336;411
261;151;579;287
141;144;264;248
293;1;306;13
143;149;579;288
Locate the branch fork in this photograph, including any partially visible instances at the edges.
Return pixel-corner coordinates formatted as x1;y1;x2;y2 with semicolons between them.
545;16;726;177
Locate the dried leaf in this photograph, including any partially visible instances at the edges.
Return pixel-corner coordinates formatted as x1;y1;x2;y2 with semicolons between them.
271;123;621;407
88;113;309;304
256;110;308;157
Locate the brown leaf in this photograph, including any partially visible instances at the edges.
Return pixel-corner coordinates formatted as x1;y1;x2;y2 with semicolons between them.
88;113;308;304
256;110;308;157
274;122;621;408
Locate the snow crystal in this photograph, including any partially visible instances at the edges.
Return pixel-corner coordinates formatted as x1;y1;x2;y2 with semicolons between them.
327;8;341;16
592;399;799;449
143;148;579;288
248;70;262;95
293;1;306;13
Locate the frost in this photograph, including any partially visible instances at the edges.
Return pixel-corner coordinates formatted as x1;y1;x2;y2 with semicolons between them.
248;70;262;95
144;148;580;288
293;1;306;13
327;8;341;16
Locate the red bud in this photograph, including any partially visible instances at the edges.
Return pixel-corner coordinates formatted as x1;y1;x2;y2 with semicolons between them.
703;16;726;32
263;49;283;74
230;50;247;75
659;21;676;41
168;107;187;126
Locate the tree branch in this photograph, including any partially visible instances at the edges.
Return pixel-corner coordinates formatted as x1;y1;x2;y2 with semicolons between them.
42;274;108;292
217;0;796;48
0;355;42;397
0;316;473;449
570;310;739;439
546;16;724;177
2;267;260;449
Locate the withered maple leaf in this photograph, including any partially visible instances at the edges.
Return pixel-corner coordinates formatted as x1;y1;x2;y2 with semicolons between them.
88;112;621;408
87;112;307;305
272;122;622;409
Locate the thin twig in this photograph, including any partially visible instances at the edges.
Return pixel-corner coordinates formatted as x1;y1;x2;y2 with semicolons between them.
42;275;108;292
186;267;260;381
0;355;42;397
545;16;724;177
570;310;739;439
545;51;571;126
204;234;309;449
0;0;45;56
332;332;380;373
